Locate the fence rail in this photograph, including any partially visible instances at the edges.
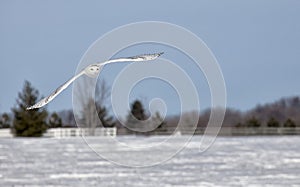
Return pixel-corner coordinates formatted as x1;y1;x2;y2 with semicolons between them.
0;128;117;138
1;127;300;137
127;127;300;136
0;129;13;138
44;127;117;138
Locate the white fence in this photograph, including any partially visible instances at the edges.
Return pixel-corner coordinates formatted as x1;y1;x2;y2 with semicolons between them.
0;129;13;138
1;127;300;137
0;128;117;138
43;127;117;138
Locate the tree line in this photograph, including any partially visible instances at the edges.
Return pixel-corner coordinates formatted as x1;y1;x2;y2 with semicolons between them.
0;80;165;137
218;96;299;128
0;80;299;136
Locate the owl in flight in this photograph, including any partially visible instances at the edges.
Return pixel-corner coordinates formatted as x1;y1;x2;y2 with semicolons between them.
26;52;163;110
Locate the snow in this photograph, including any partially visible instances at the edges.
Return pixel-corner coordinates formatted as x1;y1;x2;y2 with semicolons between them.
0;136;300;186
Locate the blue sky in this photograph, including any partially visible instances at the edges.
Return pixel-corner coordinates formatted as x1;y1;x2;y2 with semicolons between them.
0;0;299;116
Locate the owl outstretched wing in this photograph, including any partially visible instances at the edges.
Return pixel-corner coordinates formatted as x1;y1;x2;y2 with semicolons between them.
26;52;163;110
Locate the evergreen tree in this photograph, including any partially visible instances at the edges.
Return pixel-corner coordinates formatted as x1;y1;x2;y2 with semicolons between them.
267;117;280;128
0;113;11;128
245;116;261;128
283;118;296;128
126;100;147;125
48;112;62;128
97;105;115;127
11;81;48;137
126;100;147;134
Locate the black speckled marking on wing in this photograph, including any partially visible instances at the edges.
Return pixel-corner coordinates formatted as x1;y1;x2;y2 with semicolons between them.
45;84;63;103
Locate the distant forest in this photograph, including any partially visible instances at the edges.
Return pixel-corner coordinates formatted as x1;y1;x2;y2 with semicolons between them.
42;95;300;129
1;80;299;136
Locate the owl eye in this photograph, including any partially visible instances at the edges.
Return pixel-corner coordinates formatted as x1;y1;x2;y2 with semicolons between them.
90;68;94;71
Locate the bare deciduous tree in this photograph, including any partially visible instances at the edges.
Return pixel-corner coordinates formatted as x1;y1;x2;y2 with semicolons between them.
73;76;113;135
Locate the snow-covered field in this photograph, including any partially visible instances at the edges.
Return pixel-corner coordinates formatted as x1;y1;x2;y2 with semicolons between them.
0;136;300;187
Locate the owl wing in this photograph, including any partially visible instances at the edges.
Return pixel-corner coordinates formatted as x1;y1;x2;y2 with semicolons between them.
26;70;85;110
26;52;163;110
99;52;164;65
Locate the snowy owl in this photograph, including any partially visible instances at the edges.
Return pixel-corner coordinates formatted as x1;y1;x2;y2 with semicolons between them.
26;52;164;110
